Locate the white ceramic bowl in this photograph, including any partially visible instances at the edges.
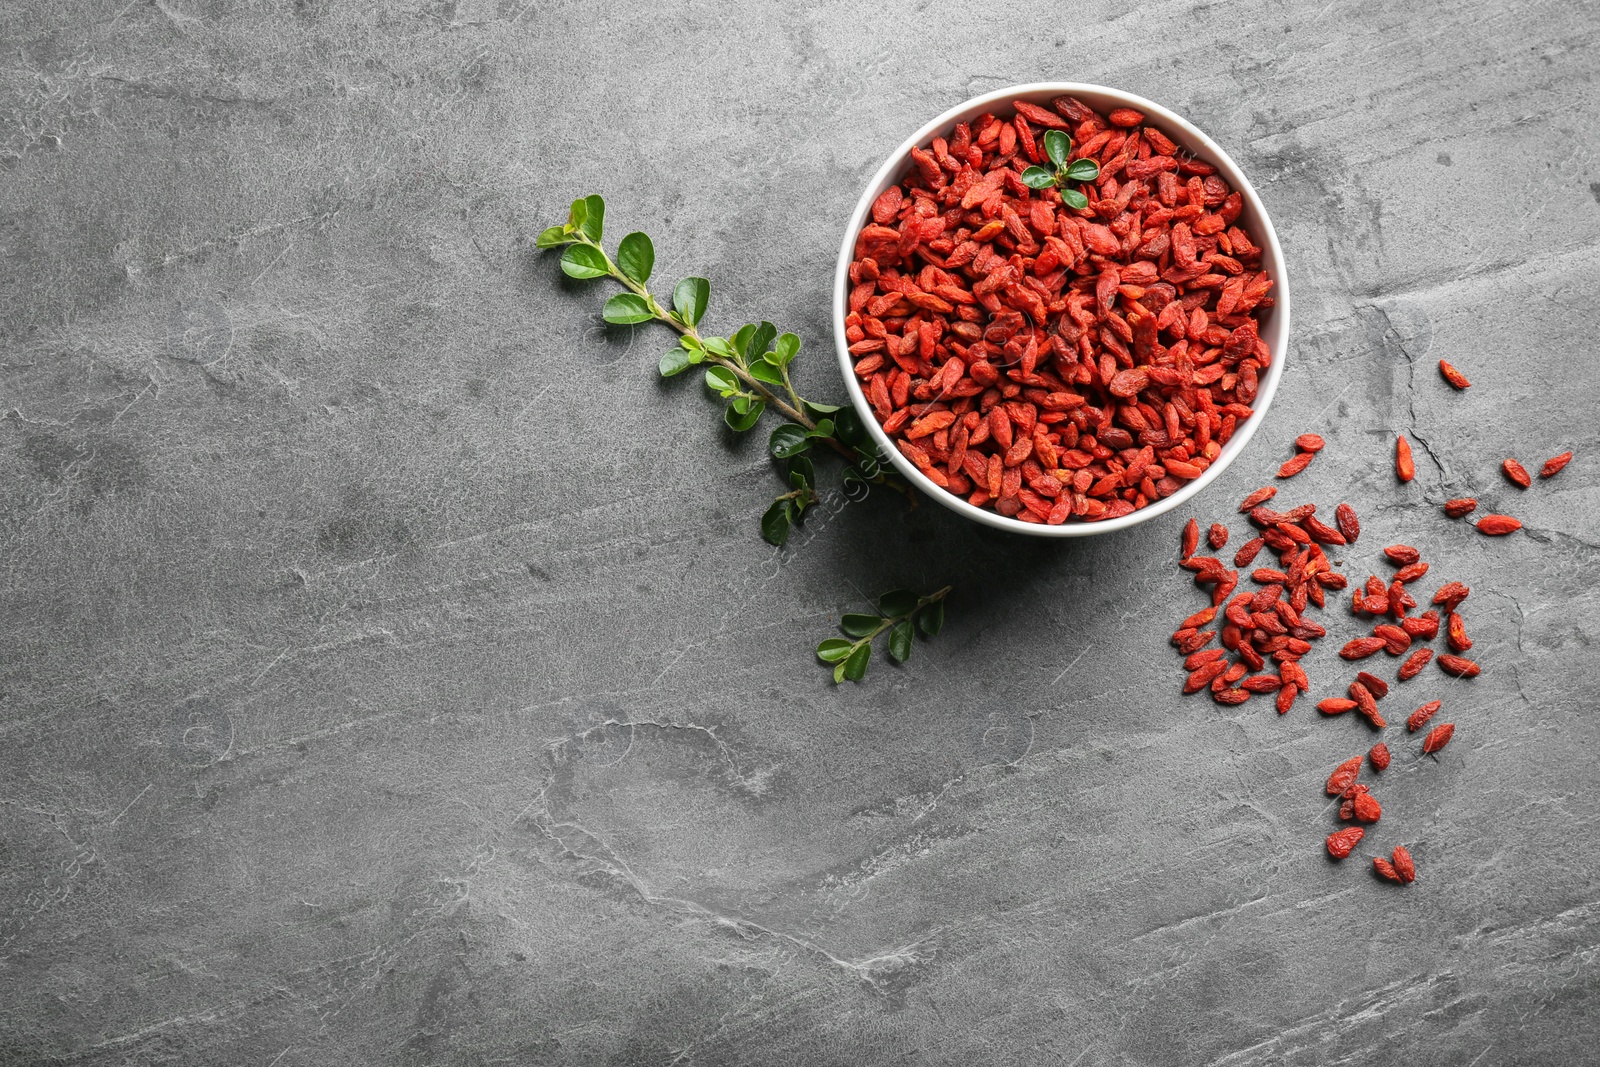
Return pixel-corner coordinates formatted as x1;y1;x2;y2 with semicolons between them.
833;83;1290;537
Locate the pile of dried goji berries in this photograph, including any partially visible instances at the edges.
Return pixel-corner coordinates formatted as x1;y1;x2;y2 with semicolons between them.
1173;393;1574;885
844;96;1275;524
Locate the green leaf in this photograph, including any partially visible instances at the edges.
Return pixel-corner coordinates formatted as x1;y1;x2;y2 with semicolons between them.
840;613;882;638
602;292;653;324
680;336;706;364
724;400;765;432
748;357;785;386
560;244;609;279
702;335;735;359
878;589;918;618
659;347;693;377
807;418;835;440
673;277;710;326
617;232;654;284
769;424;811;459
749;322;777;361
833;407;868;447
888;619;914;663
803;400;843;419
772;332;801;366
567;197;588;233
789;469;810;493
536;225;570;249
1063;158;1101;183
579;194;605;241
1021;165;1058;190
1043;129;1072;167
817;638;854;664
916;599;945;638
732;323;756;361
730;394;752;415
704;365;739;395
761;499;792;545
787;455;814;488
842;642;871;682
1060;186;1090;211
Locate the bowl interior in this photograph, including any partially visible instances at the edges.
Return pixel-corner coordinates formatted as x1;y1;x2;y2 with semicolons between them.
832;83;1290;537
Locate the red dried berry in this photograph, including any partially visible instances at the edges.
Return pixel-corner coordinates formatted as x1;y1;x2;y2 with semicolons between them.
1422;722;1455;754
1208;523;1229;550
1326;826;1365;860
1407;699;1442;732
1276;683;1298;715
1184;648;1226;670
1438;360;1471;389
1373;856;1403;883
1369;743;1391;770
1239;486;1277;512
1541;451;1573;478
1394;560;1429;583
1325;755;1364;795
1213;687;1251;705
1395;435;1415;482
1476;514;1522;536
1443;498;1478;518
1302;515;1346;546
1335;503;1360;543
1502;458;1532;489
1432;583;1470;610
1181;518;1200;560
1373;624;1412;655
1383;544;1421;566
1398;647;1434;680
1233;537;1265;567
1277;451;1315;478
1356;671;1389;699
1295;433;1325;453
1438;654;1481;678
1391;845;1416;883
1352;792;1382;823
1340;637;1386;660
1318;697;1357;715
1446;611;1472;653
1184;661;1229;693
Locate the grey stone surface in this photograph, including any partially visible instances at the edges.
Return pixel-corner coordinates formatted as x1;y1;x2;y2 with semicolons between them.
2;1;1598;1063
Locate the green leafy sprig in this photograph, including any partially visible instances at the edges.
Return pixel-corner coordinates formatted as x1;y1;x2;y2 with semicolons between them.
817;586;951;683
538;194;905;546
1020;129;1101;210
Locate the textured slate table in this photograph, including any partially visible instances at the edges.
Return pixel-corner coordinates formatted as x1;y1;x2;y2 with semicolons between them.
3;2;1597;1064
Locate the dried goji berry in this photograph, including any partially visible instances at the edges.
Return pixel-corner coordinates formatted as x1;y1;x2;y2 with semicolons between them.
1541;451;1573;478
1277;451;1315;478
1356;671;1389;698
1373;856;1403;883
1181;518;1199;559
1446;611;1472;653
1239;486;1277;512
1443;498;1478;518
1391;845;1416;883
1395;435;1415;482
1318;697;1357;715
1422;722;1455;754
1325;755;1364;795
1432;583;1470;610
1208;523;1229;550
1476;514;1522;536
1407;699;1442;732
1369;743;1391;770
1438;360;1471;389
1352;792;1382;822
1394;560;1429;583
1340;637;1386;660
1326;826;1364;859
1383;544;1421;566
1437;654;1480;678
1295;434;1325;453
1335;503;1360;542
1398;647;1434;680
1502;458;1531;489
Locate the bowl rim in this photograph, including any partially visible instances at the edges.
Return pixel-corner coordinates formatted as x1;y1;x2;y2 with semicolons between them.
831;82;1290;537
